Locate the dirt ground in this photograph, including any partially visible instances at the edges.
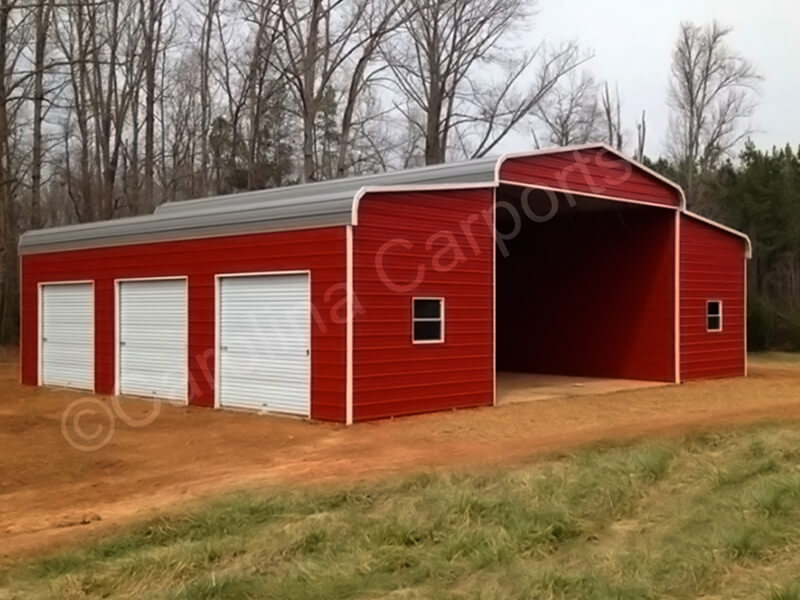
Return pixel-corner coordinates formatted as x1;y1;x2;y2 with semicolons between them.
496;372;667;404
2;349;800;562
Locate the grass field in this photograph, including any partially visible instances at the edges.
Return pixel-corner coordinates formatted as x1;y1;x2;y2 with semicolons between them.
3;424;800;599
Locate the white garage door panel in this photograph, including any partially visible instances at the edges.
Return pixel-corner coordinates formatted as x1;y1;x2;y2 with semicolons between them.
119;279;187;400
41;283;94;390
219;274;310;415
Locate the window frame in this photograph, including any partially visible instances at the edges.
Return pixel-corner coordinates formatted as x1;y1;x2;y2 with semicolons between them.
412;297;445;344
706;300;723;332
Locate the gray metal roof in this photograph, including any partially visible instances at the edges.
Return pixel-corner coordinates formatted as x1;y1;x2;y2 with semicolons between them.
19;155;499;254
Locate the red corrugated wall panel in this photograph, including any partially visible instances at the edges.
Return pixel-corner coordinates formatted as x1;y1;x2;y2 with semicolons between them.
501;148;682;208
20;227;346;421
497;205;676;381
680;215;747;380
353;189;494;420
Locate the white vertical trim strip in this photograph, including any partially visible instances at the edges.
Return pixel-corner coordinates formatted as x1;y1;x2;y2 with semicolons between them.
675;211;681;383
37;283;43;387
114;281;120;396
346;225;354;425
213;274;221;409
18;256;23;385
744;257;748;376
492;188;497;406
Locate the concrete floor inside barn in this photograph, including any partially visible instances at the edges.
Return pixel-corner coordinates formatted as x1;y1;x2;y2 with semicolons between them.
496;373;668;405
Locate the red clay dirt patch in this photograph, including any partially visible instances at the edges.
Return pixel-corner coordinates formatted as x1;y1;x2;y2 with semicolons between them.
1;350;800;561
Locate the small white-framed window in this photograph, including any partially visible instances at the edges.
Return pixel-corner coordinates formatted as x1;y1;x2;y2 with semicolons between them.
707;300;723;332
412;297;444;343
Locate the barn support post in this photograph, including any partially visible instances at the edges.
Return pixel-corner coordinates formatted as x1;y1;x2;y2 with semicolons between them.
675;210;681;383
346;224;354;425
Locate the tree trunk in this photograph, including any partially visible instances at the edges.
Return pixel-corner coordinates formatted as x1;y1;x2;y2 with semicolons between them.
142;0;159;211
424;83;443;165
300;0;321;182
199;0;218;195
32;0;54;230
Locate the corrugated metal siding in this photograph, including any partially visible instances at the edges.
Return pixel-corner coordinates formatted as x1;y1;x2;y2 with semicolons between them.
219;274;310;415
501;147;681;207
353;189;494;420
119;279;187;400
20;227;346;421
497;205;676;381
680;215;746;380
41;283;94;390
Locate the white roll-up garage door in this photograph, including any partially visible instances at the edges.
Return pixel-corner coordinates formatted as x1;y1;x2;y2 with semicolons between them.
41;282;94;390
218;273;310;415
118;279;187;401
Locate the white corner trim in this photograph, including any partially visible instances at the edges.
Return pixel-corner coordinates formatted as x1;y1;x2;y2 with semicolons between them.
675;211;681;383
491;187;497;406
345;225;354;425
744;256;748;376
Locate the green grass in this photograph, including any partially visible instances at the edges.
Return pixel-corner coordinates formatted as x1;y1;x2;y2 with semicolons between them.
3;426;800;599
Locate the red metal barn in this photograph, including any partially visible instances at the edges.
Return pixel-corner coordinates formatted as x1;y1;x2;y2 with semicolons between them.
19;145;751;423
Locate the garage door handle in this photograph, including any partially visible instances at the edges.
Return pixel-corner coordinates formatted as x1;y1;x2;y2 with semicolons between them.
42;336;48;342
306;349;310;357
119;341;126;347
221;345;229;352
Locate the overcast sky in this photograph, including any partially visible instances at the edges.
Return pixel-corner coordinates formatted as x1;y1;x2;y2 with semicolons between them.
510;0;800;158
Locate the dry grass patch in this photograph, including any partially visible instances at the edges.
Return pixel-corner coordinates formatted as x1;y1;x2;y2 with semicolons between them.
2;423;800;599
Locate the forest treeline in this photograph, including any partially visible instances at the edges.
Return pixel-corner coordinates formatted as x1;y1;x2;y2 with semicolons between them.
0;0;795;350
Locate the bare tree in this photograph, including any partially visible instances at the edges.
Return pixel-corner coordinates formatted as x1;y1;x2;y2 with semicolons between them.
139;0;169;210
160;51;203;200
0;0;33;340
536;70;601;146
31;0;55;229
239;0;284;188
197;0;220;195
334;0;407;177
274;0;407;182
667;20;760;206
385;0;588;165
274;0;343;183
635;109;646;161
601;82;623;151
53;0;146;220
